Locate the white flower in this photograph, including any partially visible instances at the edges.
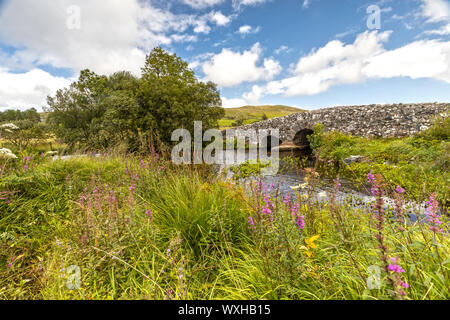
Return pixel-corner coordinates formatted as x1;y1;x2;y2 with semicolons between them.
0;123;19;130
0;148;13;154
290;183;308;190
317;192;327;198
0;148;18;159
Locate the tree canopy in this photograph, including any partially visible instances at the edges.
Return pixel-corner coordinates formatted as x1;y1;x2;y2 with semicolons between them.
0;108;41;123
46;47;224;152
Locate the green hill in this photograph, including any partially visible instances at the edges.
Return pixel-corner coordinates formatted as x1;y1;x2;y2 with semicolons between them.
219;105;305;129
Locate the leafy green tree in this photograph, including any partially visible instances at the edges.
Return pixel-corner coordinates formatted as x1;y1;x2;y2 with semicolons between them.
0;108;41;123
137;47;224;144
232;117;245;127
46;69;109;149
46;47;224;152
98;71;141;149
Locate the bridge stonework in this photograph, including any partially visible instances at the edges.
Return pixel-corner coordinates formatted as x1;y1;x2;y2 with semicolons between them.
226;103;448;146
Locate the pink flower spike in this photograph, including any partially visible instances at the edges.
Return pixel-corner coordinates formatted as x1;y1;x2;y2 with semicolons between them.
395;186;404;194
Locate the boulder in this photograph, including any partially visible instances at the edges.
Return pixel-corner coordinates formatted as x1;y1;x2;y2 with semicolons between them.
343;155;364;165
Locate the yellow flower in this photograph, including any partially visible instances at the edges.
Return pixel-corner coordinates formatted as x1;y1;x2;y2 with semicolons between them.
305;235;320;249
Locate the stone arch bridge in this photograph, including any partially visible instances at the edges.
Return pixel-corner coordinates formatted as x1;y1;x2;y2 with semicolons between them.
224;103;448;151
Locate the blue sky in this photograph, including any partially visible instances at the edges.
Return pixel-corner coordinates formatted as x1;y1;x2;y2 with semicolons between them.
0;0;449;110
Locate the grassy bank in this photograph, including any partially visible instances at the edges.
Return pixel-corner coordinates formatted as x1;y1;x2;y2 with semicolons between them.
309;116;450;210
0;152;448;300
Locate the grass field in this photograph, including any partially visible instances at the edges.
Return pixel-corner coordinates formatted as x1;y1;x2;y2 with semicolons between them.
219;105;304;129
0;112;448;300
0;153;448;300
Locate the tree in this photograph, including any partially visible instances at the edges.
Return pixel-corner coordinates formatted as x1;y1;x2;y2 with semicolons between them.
0;108;41;123
46;69;109;149
46;47;224;152
137;47;224;144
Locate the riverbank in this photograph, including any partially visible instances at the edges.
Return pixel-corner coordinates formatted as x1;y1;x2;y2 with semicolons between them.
308;115;449;211
0;153;448;299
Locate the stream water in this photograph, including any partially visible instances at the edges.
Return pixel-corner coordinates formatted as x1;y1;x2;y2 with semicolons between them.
218;150;430;221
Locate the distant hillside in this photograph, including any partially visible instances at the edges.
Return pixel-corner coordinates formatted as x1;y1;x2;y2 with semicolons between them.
219;105;305;129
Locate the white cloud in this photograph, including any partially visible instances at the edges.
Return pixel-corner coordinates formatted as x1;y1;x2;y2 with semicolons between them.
302;0;311;9
420;0;450;23
182;0;225;9
221;96;248;108
0;1;233;76
0;0;150;76
232;0;271;10
274;45;291;55
275;31;391;96
238;25;261;34
209;11;233;26
192;11;234;33
363;39;450;83
239;25;252;34
0;69;71;110
243;85;263;104
244;30;450;100
193;21;212;34
424;23;450;35
202;43;282;87
171;34;198;43
419;0;450;35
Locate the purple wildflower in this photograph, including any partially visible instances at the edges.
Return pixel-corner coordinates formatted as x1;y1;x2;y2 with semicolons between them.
284;194;291;206
296;215;305;230
248;216;256;230
424;193;443;233
395;186;405;194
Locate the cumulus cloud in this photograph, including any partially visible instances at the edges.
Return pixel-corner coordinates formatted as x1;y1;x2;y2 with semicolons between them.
221;96;248;108
202;43;282;87
182;0;225;9
419;0;450;35
0;69;71;110
0;0;233;76
420;0;450;23
243;30;450;101
363;39;450;83
0;0;149;76
243;85;263;104
266;31;391;96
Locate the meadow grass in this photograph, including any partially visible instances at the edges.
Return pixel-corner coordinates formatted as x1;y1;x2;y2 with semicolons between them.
0;153;448;300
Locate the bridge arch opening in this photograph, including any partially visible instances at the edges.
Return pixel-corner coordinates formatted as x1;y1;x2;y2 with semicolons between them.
260;135;282;152
293;129;314;151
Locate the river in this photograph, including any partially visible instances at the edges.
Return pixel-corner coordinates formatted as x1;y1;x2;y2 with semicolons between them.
218;150;429;221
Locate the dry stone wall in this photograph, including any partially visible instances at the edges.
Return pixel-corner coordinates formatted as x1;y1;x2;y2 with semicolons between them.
226;103;449;143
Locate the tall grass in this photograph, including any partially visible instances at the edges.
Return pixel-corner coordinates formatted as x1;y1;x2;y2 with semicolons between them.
0;153;448;300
